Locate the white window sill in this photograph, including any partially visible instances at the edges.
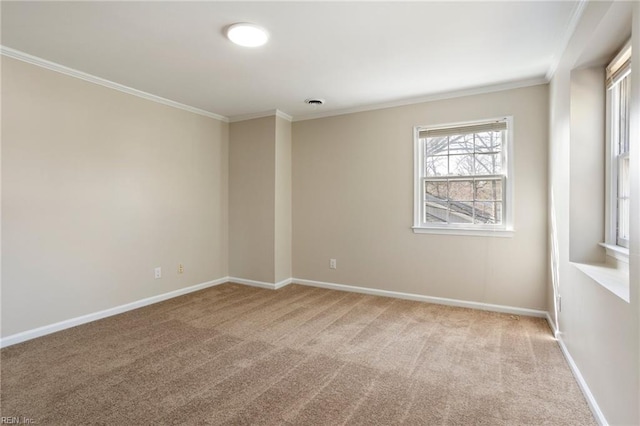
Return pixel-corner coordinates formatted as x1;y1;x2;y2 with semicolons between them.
412;226;514;238
598;242;629;263
572;261;630;303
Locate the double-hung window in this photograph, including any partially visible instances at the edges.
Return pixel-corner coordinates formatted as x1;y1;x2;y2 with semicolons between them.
413;118;513;236
604;41;631;257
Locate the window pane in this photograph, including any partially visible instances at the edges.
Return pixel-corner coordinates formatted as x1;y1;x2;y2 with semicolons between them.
425;181;448;200
618;198;629;243
448;133;474;155
449;154;474;175
474;202;502;224
475;179;502;201
426;137;448;156
425;203;448;223
475;153;501;174
617;155;630;246
425;155;448;176
449;201;474;223
475;131;502;153
618;156;630;198
619;76;630;155
449;180;473;201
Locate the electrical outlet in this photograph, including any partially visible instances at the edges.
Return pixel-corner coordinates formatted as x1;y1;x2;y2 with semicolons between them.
154;267;162;279
330;259;337;269
178;264;184;274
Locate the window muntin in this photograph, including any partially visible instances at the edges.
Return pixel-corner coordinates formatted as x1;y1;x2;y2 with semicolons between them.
414;118;512;233
606;42;631;250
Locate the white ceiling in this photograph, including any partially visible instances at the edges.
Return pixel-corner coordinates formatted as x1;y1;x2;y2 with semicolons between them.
1;1;580;121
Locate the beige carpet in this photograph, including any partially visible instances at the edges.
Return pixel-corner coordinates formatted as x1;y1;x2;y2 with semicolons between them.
1;283;595;425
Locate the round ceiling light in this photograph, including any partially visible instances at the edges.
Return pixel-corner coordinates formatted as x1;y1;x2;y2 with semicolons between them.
226;23;269;47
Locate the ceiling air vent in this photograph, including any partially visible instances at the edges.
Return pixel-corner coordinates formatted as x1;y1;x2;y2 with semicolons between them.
304;98;325;106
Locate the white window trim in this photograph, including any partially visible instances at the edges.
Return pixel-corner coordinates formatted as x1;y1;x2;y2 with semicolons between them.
598;243;629;264
412;116;514;237
602;39;631;263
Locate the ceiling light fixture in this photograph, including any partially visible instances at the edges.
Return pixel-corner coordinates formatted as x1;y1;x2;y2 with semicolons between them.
226;23;269;47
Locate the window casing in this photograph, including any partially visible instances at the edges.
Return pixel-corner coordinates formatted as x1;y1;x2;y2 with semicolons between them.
604;42;631;256
413;117;514;236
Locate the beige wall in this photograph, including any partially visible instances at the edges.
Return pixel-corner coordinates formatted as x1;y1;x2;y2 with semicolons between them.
547;1;639;424
229;115;292;284
569;67;605;263
1;57;229;337
292;85;548;310
229;117;276;283
275;116;292;283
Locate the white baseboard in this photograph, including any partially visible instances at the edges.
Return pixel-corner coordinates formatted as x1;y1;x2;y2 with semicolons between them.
555;334;608;426
545;311;559;337
546;311;607;425
292;278;547;318
228;277;292;290
275;278;293;289
0;275;547;349
0;277;228;348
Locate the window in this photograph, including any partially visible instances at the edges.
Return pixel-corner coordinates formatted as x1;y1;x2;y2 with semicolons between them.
413;117;513;236
604;41;631;258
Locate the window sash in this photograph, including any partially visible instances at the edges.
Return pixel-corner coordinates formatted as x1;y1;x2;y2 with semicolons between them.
414;118;511;232
419;121;507;139
423;129;506;177
605;43;631;252
617;153;630;248
606;40;631;89
422;176;506;226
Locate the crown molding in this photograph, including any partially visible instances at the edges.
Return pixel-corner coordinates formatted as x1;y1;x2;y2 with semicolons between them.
545;0;588;81
1;45;229;123
228;109;292;123
275;109;293;122
2;45;552;126
292;76;548;122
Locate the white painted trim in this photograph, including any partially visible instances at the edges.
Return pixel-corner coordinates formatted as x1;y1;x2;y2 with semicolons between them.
571;261;630;303
0;272;551;349
228;109;293;123
0;45;229;122
545;311;559;338
292;278;547;318
227;276;292;290
599;242;630;263
545;0;589;81
0;277;229;349
1;45;547;125
275;109;293;122
555;335;608;426
412;226;514;238
228;277;276;289
547;309;607;425
412;116;515;235
275;277;293;289
292;77;547;122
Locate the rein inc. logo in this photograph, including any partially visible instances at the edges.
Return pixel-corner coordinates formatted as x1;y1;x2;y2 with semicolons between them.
1;417;35;424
